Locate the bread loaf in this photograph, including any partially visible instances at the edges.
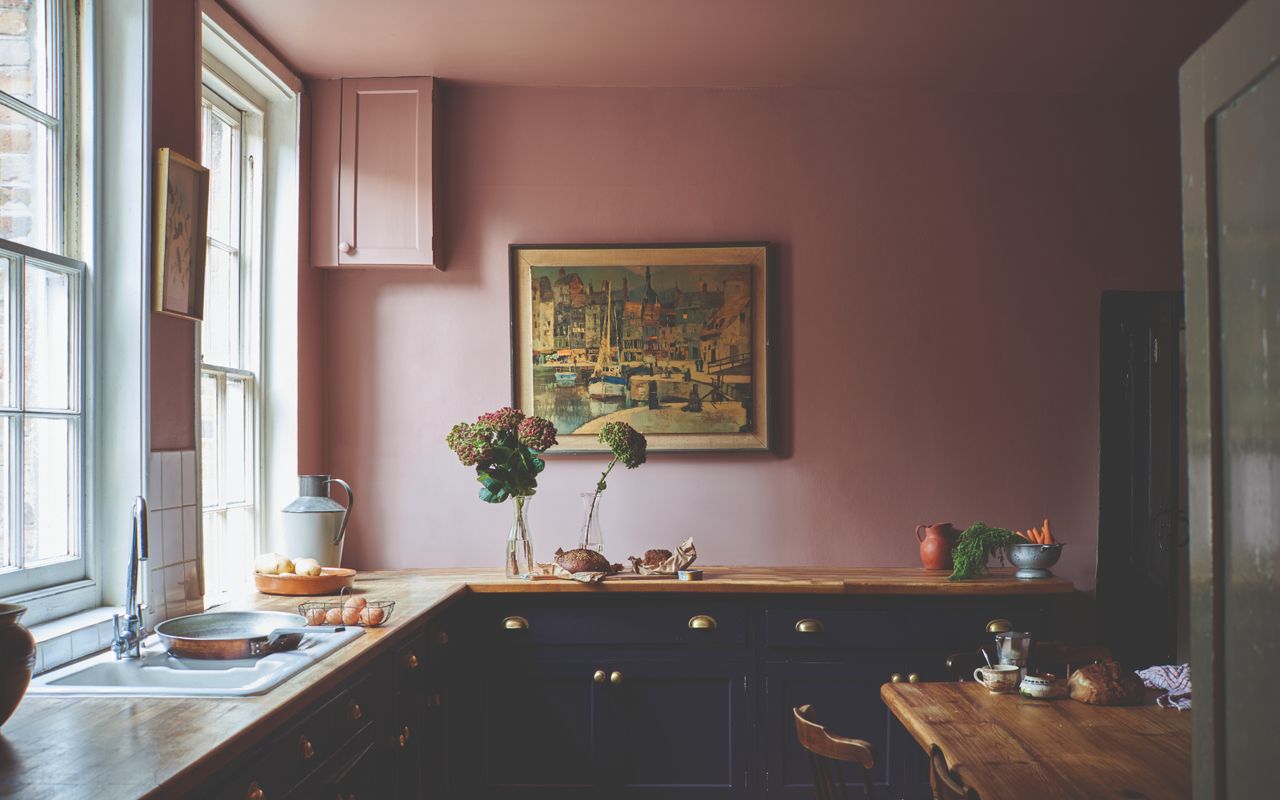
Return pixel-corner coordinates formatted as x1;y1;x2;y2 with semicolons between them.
642;549;672;567
554;548;612;574
1068;660;1145;705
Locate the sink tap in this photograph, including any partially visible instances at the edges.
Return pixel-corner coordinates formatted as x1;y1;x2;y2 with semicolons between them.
112;496;149;659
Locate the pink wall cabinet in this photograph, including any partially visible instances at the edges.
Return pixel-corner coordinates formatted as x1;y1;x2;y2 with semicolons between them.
310;76;438;268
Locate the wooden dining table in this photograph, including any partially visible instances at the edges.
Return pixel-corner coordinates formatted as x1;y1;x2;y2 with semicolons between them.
881;681;1191;799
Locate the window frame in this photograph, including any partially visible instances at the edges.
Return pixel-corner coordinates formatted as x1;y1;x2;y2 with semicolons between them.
0;0;89;605
198;66;264;602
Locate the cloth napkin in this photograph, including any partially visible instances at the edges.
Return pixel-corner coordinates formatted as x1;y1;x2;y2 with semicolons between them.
1136;664;1192;710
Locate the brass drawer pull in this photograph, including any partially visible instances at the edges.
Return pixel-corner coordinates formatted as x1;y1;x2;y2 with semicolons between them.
688;614;717;630
795;618;824;634
404;651;419;670
986;618;1012;634
503;616;529;630
610;671;623;685
398;725;411;748
435;630;449;645
908;673;920;684
891;673;903;683
593;670;606;684
347;701;362;721
246;784;264;800
298;735;315;761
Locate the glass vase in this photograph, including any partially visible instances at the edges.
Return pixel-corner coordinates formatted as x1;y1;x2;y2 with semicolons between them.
506;496;536;579
579;492;605;553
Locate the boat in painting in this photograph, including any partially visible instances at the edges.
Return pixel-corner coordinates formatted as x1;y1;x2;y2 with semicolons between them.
588;285;627;401
555;370;579;386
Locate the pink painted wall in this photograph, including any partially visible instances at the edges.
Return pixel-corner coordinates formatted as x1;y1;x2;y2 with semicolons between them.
150;0;200;451
315;86;1182;590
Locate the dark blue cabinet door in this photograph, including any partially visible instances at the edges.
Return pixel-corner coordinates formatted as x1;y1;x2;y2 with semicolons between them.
605;658;751;798
762;659;895;799
472;656;606;798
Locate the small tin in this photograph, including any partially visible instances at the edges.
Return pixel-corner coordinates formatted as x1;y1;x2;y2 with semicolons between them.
677;569;704;581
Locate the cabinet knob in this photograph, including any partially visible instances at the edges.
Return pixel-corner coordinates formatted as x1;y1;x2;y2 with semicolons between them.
298;735;315;761
610;671;623;685
795;618;824;634
891;673;903;683
503;615;529;630
908;673;920;684
688;614;717;630
593;669;606;684
404;652;419;670
338;241;352;254
399;725;411;748
986;618;1012;634
347;701;362;721
246;784;264;800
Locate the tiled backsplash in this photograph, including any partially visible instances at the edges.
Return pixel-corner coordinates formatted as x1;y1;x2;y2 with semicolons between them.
34;449;204;675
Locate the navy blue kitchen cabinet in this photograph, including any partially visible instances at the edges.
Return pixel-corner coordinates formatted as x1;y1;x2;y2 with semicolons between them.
452;594;1051;800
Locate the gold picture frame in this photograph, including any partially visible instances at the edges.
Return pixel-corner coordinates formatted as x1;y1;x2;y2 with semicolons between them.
510;242;773;453
153;147;210;321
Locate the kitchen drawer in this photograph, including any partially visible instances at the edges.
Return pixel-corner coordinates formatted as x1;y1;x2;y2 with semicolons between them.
765;605;1043;651
478;602;749;647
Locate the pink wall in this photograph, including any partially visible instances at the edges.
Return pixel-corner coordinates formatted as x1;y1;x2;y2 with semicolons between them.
315;86;1182;590
150;0;200;451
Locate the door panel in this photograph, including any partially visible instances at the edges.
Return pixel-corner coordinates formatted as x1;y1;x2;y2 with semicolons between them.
607;659;749;798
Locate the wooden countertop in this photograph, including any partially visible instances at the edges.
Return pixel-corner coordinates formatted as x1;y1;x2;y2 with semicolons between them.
0;567;1071;799
881;681;1191;799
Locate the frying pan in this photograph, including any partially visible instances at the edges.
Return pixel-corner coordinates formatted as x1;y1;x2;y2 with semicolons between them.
155;611;318;659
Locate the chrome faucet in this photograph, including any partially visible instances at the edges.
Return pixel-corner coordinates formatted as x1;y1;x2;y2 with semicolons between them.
111;496;149;659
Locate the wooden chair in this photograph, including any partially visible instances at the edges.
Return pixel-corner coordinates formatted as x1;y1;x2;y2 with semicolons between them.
929;744;980;800
793;704;877;799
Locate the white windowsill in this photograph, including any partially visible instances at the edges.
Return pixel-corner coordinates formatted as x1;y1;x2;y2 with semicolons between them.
27;605;124;675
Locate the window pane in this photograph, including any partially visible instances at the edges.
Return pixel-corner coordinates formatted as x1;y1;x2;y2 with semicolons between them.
0;0;54;115
201;244;239;367
200;372;218;508
23;415;73;563
0;416;10;569
205;107;236;246
23;262;71;410
222;376;247;505
0;256;10;408
0;106;54;251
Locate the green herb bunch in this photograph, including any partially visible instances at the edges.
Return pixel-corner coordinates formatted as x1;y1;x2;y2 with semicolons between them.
949;522;1021;581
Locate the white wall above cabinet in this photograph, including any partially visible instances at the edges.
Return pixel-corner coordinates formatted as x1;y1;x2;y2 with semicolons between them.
310;76;438;268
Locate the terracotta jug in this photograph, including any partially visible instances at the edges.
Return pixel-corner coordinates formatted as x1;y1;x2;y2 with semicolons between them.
916;523;959;570
0;603;35;728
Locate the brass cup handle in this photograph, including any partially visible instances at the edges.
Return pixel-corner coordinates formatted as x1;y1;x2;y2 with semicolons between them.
398;725;410;748
688;615;717;630
503;616;529;630
405;652;419;669
593;669;606;683
246;784;264;800
891;673;903;683
795;618;824;634
610;671;623;685
986;618;1012;634
298;736;315;761
908;673;920;684
347;702;362;721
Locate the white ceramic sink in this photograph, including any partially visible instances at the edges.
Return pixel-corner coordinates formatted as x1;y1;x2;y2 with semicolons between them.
28;625;364;697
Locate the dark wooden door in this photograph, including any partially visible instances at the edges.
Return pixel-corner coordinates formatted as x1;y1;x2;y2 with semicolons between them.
1098;291;1184;668
762;659;895;799
1181;1;1280;796
474;656;606;797
605;658;751;798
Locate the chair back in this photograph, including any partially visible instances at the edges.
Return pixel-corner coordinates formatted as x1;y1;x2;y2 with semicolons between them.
793;704;876;800
929;744;980;800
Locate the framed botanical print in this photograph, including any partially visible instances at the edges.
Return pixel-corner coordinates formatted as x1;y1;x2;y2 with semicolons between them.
153;147;210;321
510;242;773;453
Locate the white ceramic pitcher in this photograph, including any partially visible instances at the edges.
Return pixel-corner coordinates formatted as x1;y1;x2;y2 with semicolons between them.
281;475;354;567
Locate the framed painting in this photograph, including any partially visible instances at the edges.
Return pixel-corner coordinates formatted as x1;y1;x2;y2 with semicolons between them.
153;147;210;321
510;242;773;453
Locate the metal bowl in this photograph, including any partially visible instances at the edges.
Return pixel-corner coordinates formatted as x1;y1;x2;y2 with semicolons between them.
1005;543;1064;579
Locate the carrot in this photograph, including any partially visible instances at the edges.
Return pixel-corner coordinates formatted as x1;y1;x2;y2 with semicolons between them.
1043;518;1054;544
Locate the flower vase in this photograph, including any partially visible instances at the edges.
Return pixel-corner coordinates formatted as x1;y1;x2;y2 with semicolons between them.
506;496;536;578
579;492;605;553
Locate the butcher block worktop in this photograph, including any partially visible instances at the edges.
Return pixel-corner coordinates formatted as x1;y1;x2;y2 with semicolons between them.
0;567;1070;799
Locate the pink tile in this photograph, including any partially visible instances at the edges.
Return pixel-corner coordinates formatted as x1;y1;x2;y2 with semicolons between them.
162;509;183;567
148;452;164;510
183;506;198;561
184;561;201;602
164;564;185;611
181;451;197;506
161;452;183;509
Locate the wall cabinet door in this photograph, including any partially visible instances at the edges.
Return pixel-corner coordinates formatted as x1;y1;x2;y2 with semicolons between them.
311;76;436;268
605;658;751;798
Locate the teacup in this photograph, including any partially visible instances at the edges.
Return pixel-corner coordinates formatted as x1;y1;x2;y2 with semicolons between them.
973;664;1021;693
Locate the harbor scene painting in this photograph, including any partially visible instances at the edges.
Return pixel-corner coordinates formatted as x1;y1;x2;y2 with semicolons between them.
511;244;772;453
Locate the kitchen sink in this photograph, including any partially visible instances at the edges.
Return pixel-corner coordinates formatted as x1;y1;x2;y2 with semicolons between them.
28;625;364;697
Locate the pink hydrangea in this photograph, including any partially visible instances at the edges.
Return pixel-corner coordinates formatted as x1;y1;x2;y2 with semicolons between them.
517;416;558;452
476;406;524;433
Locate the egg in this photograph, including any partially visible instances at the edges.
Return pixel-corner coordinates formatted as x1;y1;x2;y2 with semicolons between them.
343;596;367;612
361;606;386;626
324;607;344;625
342;607;362;626
305;607;328;626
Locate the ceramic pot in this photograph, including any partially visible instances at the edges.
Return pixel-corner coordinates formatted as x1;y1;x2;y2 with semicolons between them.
0;603;35;728
916;522;959;570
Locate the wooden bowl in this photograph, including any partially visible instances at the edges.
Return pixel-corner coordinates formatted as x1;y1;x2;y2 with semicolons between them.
254;568;356;596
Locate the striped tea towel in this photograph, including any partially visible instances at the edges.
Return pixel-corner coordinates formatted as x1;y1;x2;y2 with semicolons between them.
1136;664;1191;710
